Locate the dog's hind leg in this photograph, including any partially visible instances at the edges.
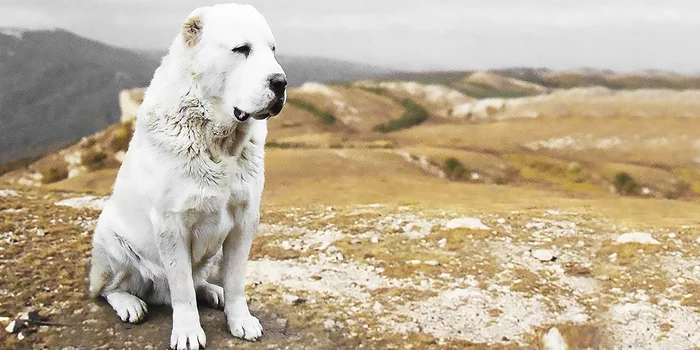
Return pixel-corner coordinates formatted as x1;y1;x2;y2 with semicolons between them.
196;282;224;310
194;251;225;310
105;291;148;323
88;245;111;298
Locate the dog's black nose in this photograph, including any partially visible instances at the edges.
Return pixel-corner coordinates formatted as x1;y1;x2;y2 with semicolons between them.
268;73;287;95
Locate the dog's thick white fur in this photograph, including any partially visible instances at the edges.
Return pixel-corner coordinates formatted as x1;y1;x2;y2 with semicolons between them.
88;4;286;349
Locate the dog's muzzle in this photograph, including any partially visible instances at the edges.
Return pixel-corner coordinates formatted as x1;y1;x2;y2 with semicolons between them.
234;97;285;122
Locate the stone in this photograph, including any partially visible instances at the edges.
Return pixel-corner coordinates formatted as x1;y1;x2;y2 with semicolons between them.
532;249;557;262
283;294;306;306
616;232;660;245
5;320;23;334
543;327;567;350
444;218;490;230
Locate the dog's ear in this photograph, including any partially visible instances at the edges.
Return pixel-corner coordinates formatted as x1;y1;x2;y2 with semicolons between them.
182;10;204;47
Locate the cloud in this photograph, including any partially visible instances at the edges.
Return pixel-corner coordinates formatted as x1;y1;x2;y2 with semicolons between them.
2;0;700;72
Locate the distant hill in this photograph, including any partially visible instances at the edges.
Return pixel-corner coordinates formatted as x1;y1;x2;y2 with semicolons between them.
379;68;700;96
0;28;160;163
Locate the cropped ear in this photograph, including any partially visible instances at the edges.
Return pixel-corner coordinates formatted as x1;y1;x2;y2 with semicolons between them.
182;10;204;47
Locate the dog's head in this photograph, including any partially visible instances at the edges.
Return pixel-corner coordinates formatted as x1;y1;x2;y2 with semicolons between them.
179;4;286;122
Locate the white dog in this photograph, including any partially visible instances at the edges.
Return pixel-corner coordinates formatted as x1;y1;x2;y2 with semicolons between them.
88;4;286;349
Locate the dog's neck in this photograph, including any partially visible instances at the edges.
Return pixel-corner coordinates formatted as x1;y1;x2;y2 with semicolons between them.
141;76;255;165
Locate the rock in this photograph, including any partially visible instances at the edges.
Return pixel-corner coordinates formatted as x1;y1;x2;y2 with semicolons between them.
5;320;23;333
36;229;45;237
403;222;433;238
17;332;25;341
532;249;557;262
54;196;107;210
609;253;618;263
616;232;660;245
543;327;567;350
114;151;126;163
370;237;379;244
0;190;19;197
283;294;306;306
18;311;41;322
576;240;585;248
437;238;447;249
444;218;490;230
323;319;336;330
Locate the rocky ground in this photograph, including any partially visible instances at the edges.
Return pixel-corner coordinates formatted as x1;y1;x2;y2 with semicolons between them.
1;187;700;349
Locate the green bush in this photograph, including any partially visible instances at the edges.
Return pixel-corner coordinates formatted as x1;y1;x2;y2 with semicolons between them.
265;141;308;149
109;123;134;152
613;172;639;195
373;99;429;133
39;164;69;184
81;149;108;171
443;157;467;180
357;86;387;96
287;98;336;125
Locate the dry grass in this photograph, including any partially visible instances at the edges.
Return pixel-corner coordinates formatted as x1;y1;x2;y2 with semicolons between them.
504;153;606;194
393;117;700;168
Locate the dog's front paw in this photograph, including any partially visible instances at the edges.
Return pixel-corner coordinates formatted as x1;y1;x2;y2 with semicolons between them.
227;314;263;341
196;282;224;310
170;325;206;350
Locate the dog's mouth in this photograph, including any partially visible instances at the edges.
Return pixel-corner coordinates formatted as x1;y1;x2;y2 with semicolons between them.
234;99;285;122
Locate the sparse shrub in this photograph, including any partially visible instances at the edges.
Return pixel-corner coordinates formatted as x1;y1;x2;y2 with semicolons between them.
662;179;692;199
265;141;308;149
613;172;639;195
358;86;387;96
79;136;96;149
39;164;69;184
443;157;467;180
287;98;336;125
494;166;521;185
81;149;108;171
367;140;396;149
109;123;134;152
373;99;428;133
329;143;344;149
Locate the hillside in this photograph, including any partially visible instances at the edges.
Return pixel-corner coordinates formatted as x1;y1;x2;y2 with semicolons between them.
0;28;160;163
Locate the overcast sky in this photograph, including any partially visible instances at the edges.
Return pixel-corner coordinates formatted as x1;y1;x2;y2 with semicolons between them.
2;0;700;73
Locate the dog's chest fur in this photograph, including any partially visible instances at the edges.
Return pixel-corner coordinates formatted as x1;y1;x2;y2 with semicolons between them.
140;98;266;263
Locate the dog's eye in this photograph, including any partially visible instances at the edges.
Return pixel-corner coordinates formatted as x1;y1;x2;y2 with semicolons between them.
271;45;276;53
232;44;251;57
